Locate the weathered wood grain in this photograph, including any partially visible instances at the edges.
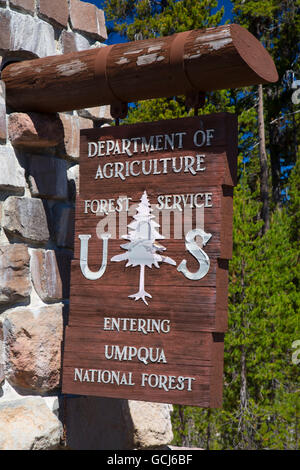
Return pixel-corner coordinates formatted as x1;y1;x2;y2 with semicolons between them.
2;24;277;113
62;327;224;407
67;285;228;332
62;114;235;406
79;114;238;188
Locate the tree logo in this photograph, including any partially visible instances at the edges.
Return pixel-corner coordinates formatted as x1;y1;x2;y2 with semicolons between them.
111;190;176;305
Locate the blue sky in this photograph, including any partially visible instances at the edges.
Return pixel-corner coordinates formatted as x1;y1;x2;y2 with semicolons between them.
84;0;234;44
217;0;234;22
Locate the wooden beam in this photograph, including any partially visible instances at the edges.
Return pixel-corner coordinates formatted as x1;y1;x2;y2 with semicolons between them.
1;24;278;113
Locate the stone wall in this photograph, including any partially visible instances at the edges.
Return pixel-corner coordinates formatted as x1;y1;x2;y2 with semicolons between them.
0;0;173;450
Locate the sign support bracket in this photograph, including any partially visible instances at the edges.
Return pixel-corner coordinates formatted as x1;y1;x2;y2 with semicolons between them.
110;101;129;126
110;91;206;125
185;91;206;116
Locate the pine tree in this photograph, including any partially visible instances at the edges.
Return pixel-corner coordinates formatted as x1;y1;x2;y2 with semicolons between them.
103;0;228;124
172;164;299;450
103;0;300;449
111;191;176;304
232;0;300;205
104;0;224;40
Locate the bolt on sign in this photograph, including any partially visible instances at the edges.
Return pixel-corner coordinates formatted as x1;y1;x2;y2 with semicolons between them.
62;113;237;407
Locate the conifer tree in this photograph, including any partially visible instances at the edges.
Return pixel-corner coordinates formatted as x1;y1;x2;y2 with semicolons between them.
111;191;176;305
103;0;228;124
103;0;300;449
232;0;300;205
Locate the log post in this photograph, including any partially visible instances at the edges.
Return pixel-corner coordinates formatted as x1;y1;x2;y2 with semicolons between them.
1;24;278;113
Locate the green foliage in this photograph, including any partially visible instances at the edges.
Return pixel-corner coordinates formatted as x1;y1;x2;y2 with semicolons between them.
287;157;300;241
104;0;224;39
124;89;235;125
104;0;300;449
232;0;300;203
172;170;300;450
105;0;227;123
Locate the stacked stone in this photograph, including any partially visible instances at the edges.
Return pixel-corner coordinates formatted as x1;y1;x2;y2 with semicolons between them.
0;0;173;451
0;0;110;451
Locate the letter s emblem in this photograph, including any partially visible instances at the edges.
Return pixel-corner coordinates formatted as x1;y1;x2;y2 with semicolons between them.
177;228;212;280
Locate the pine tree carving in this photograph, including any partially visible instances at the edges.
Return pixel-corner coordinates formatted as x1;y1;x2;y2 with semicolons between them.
111;191;176;305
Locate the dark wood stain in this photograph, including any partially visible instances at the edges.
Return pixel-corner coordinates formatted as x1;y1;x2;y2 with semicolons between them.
62;115;237;407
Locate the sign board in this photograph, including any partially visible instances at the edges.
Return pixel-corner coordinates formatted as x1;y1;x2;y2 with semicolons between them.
62;114;237;407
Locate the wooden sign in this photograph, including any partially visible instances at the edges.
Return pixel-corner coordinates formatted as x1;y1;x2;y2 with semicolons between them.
62;114;237;407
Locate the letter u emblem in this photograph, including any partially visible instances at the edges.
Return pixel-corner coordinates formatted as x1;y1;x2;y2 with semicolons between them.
79;233;111;280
